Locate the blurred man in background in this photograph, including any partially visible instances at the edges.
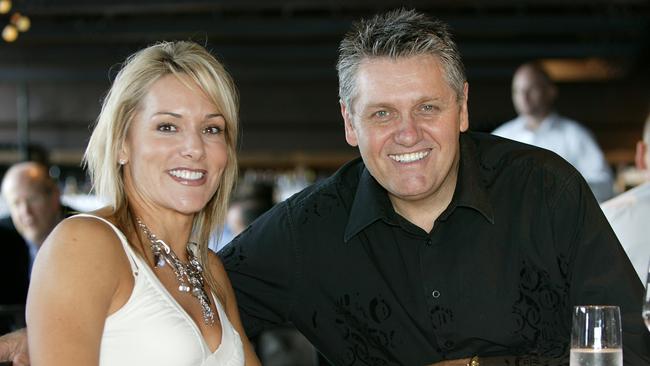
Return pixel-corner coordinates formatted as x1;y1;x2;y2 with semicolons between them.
493;62;614;202
602;113;650;284
0;162;69;335
1;161;71;279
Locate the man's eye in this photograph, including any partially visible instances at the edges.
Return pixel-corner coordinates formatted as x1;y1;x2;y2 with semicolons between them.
203;126;223;135
157;124;177;132
417;104;442;116
421;104;439;112
373;110;390;119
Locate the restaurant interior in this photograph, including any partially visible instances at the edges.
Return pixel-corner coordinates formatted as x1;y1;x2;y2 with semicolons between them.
0;0;648;202
0;1;649;364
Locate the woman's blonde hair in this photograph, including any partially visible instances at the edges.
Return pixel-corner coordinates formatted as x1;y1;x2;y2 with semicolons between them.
83;41;238;300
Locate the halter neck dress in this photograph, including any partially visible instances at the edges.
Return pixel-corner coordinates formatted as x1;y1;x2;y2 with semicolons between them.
75;214;245;366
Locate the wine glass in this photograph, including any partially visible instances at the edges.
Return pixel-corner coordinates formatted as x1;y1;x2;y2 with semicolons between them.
570;305;622;366
642;259;650;331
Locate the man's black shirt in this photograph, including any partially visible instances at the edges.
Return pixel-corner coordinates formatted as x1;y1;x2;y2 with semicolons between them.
220;132;649;365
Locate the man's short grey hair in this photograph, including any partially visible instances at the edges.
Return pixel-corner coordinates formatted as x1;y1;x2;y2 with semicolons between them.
337;8;466;110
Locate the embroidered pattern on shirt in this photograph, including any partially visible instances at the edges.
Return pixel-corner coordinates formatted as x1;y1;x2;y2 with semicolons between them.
328;293;400;366
512;259;570;358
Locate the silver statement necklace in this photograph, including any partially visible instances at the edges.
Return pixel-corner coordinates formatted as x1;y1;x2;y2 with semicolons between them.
136;218;215;326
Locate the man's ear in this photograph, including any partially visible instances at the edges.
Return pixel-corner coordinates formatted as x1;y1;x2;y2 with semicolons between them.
341;101;359;147
459;82;469;132
635;140;648;171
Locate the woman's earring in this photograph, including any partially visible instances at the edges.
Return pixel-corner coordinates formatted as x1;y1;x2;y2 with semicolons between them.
119;159;126;166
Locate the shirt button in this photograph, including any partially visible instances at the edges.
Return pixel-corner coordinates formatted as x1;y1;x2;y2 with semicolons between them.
425;238;432;246
431;290;441;298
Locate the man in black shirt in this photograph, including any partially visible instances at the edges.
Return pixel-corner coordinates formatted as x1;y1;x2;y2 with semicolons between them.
220;9;650;366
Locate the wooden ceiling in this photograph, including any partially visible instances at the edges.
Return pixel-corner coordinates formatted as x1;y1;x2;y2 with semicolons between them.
1;0;648;81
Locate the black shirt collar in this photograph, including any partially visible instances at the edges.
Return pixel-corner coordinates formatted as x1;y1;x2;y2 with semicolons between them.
442;132;495;224
344;167;392;242
344;132;494;242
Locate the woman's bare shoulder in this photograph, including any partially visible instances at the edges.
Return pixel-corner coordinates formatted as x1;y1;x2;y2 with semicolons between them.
39;212;128;266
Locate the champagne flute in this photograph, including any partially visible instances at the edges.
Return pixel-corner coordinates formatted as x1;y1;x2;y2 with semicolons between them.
570;305;622;366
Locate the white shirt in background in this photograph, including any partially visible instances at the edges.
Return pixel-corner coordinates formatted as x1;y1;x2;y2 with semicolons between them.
493;113;614;202
601;182;650;285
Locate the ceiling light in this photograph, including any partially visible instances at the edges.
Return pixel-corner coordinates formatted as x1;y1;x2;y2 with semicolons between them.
0;0;11;15
11;12;30;32
2;23;17;42
539;58;624;82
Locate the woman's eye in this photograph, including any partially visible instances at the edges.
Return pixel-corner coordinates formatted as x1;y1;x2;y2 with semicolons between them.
157;123;177;132
203;126;223;135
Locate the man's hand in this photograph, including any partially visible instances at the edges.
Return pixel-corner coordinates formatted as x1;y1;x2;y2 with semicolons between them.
0;328;29;366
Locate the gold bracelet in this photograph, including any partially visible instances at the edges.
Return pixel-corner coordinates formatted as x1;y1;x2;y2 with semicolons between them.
467;355;480;366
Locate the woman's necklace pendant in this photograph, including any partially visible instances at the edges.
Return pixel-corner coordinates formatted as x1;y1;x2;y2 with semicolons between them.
154;253;166;268
136;218;215;325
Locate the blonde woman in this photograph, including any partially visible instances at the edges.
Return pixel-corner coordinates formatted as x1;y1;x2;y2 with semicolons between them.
26;41;260;366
